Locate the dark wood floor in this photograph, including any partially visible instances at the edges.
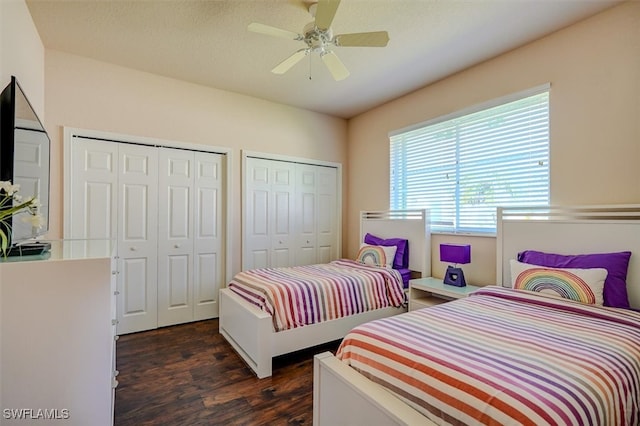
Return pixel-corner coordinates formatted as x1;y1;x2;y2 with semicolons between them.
114;319;340;425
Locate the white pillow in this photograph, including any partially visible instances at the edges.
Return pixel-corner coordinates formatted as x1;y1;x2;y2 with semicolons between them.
356;243;397;268
510;259;607;305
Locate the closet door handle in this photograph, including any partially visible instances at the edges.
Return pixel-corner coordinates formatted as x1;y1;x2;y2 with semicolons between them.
130;247;137;251
174;244;180;249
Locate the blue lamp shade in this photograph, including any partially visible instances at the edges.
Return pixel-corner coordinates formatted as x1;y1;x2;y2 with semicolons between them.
440;244;471;287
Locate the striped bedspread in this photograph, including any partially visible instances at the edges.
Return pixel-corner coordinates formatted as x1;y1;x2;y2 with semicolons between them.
337;286;640;425
227;259;405;332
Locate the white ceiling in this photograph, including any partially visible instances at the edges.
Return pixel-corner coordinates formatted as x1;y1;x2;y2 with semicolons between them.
26;0;621;119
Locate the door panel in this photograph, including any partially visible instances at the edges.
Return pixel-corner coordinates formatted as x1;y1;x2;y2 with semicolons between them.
316;166;338;261
168;186;190;238
117;144;158;334
244;158;269;269
193;152;223;319
122;184;150;240
244;159;270;270
158;148;193;327
85;182;114;239
296;165;317;266
272;189;293;264
69;137;118;241
268;162;294;267
195;252;218;306
168;254;190;307
122;257;149;314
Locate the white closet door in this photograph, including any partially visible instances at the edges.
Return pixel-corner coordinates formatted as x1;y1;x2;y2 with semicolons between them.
117;143;159;334
193;152;223;320
295;164;338;265
69;137;118;241
244;157;270;269
270;162;295;267
157;148;194;327
242;158;271;270
316;166;338;263
244;157;295;269
296;164;317;266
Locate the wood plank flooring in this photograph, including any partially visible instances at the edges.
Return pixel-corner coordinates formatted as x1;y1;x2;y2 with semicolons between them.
114;319;340;425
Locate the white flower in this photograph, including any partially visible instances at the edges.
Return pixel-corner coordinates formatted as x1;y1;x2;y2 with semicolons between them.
21;213;45;229
0;181;20;196
0;181;45;255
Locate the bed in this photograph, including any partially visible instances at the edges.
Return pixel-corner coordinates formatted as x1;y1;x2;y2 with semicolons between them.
219;209;430;378
313;205;640;426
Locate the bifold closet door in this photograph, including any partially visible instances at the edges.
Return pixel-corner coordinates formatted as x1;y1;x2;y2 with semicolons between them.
157;148;194;327
116;143;159;334
68;137;118;242
157;148;224;326
192;151;224;320
70;138;224;333
244;157;339;269
69;138;158;334
295;164;338;266
243;157;295;270
314;165;338;263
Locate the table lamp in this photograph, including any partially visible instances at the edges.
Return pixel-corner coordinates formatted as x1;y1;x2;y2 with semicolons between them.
440;243;471;287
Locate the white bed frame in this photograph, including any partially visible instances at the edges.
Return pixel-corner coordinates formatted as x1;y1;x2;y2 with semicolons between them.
496;205;640;308
313;205;640;425
219;209;430;378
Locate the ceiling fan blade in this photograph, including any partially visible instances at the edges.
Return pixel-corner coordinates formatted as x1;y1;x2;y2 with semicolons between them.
315;0;341;31
321;51;349;81
271;49;308;74
334;31;390;47
248;22;302;40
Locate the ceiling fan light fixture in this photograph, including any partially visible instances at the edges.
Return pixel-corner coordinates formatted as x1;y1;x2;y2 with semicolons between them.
248;0;389;80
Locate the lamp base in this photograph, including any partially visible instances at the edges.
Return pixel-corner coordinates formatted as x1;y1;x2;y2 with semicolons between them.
443;266;466;287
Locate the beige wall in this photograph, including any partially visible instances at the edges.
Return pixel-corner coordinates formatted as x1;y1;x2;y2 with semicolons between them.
44;50;348;274
0;0;46;416
347;1;640;286
0;0;45;118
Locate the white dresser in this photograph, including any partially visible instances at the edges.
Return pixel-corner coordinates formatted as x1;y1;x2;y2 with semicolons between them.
0;240;116;426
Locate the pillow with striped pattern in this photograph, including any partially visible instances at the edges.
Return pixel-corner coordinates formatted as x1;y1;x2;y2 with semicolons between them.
510;259;607;305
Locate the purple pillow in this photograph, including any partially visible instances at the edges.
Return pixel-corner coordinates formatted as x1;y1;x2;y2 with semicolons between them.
517;250;632;309
364;233;409;269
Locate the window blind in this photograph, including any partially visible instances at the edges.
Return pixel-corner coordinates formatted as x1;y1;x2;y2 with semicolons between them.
390;89;549;234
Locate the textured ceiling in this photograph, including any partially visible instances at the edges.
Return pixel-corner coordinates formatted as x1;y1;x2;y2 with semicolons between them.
26;0;621;119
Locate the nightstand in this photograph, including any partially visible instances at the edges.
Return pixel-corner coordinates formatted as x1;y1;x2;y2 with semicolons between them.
408;277;480;311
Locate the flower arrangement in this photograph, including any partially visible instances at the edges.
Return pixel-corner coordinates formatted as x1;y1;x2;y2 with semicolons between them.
0;181;44;255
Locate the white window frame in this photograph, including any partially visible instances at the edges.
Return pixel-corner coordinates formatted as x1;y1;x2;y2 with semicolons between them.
389;84;550;235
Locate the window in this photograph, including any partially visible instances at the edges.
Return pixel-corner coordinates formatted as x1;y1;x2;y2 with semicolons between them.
390;86;549;234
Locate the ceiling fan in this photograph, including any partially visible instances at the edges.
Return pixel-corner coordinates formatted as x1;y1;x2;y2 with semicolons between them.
248;0;389;81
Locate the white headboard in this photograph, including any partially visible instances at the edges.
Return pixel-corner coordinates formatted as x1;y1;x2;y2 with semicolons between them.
497;205;640;309
360;210;430;278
